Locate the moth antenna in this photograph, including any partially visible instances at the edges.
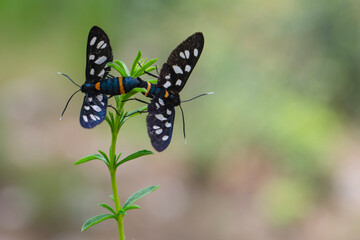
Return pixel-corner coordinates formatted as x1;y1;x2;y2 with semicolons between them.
60;89;81;120
181;92;214;103
179;104;186;144
58;72;81;88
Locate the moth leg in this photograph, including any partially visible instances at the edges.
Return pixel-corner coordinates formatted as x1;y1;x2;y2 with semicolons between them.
108;105;120;115
137;62;159;78
125;109;148;118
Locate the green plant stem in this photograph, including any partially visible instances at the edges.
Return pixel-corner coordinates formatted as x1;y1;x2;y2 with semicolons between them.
109;125;125;240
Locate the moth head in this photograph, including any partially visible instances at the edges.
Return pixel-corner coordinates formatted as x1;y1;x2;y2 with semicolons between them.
81;83;97;93
167;92;181;106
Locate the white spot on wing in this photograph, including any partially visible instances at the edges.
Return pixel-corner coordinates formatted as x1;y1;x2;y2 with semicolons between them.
84;106;90;110
166;109;172;115
155;103;160;109
156;129;163;135
90;68;95;75
91;105;102;112
155;114;167;121
153;125;160;129
185;65;191;72
165;74;171;79
162;135;169;141
185;50;190;59
83;115;88;122
97;95;103;101
165;122;171;128
164;81;171;88
97;40;105;49
90;37;97;46
180;52;185;59
176;79;182;86
159;98;165;106
89;55;95;60
100;43;107;49
194;48;198;57
98;69;105;77
95;115;100;120
88;97;93;102
172;65;183;74
90;114;96;121
95;56;107;65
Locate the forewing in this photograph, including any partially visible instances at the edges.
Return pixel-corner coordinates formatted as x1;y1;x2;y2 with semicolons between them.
146;98;175;152
80;94;108;128
85;26;113;83
158;32;204;93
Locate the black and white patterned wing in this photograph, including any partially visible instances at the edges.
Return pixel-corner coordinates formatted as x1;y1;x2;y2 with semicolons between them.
146;98;175;152
85;26;113;83
158;32;204;93
80;93;108;128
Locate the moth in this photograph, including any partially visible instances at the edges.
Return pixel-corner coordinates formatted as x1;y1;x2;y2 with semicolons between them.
60;26;207;151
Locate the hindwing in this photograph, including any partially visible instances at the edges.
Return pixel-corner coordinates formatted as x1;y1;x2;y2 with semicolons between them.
80;94;108;128
85;26;113;83
146;98;175;152
158;32;204;93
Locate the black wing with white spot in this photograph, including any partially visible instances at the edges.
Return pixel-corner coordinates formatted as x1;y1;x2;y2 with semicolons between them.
158;32;204;93
146;98;175;152
80;93;108;128
85;26;113;84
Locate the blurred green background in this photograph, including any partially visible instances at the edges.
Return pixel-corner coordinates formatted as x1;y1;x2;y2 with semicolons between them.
1;0;360;239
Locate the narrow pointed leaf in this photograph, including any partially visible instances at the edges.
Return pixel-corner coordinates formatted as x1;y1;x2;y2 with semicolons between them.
107;62;127;77
118;209;127;216
130;50;142;77
109;195;114;201
81;214;115;231
123;185;159;209
75;154;108;165
117;149;153;166
124;204;141;211
147;79;158;84
114;60;130;76
98;150;110;162
98;203;116;215
124;105;148;121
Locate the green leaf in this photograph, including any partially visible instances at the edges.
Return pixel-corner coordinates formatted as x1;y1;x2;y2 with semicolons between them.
105;116;114;132
81;214;115;231
114;60;130;76
98;150;110;162
74;154;109;165
107;62;127;77
129;87;147;93
109;195;114;201
130;50;142;77
118;209;127;216
145;66;157;73
116;153;122;164
123;204;141;211
124;105;148;122
147;79;158;84
123;185;159;209
133;59;158;78
98;203;116;215
117;149;153;166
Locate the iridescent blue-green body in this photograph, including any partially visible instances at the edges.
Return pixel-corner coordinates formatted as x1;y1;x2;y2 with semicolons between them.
81;76;173;102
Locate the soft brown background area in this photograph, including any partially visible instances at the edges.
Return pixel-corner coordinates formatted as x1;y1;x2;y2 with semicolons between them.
1;0;360;239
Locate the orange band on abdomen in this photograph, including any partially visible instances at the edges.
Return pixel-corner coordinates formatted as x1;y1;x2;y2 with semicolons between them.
95;82;100;91
118;77;125;94
144;81;151;96
164;90;169;98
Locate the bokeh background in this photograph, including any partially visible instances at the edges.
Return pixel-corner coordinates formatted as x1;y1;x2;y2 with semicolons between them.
1;0;360;239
